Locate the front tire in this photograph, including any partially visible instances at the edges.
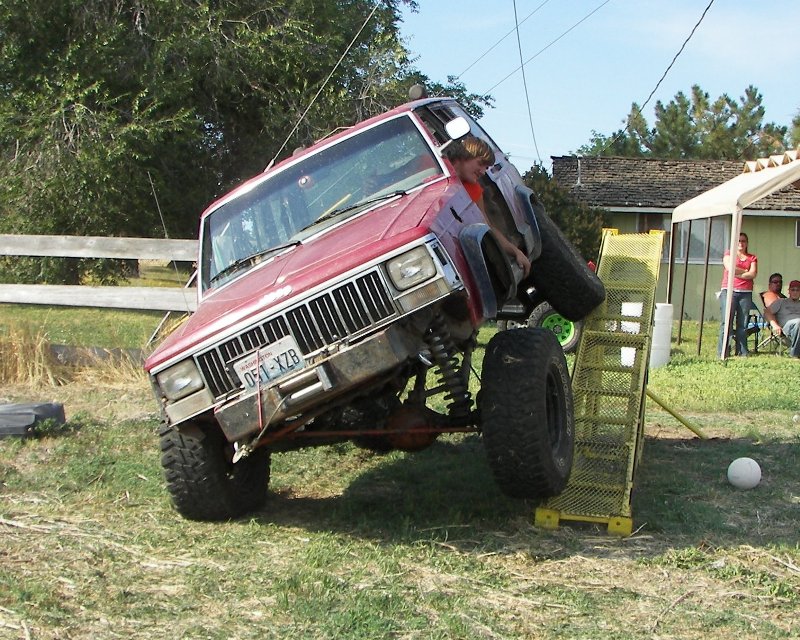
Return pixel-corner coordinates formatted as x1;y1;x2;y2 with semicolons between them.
480;328;574;498
160;420;271;521
528;199;605;321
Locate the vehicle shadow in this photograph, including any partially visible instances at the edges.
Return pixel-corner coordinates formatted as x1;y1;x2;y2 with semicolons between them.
246;432;800;558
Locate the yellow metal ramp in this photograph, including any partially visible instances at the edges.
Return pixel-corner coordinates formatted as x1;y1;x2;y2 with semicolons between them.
535;230;664;536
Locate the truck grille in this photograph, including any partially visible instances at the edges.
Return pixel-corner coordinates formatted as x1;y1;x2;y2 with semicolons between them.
196;270;396;397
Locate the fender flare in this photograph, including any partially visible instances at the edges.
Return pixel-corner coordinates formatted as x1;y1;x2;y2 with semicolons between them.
459;223;517;319
514;184;542;261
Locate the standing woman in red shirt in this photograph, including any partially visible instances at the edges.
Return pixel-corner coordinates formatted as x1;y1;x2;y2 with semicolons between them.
718;232;757;357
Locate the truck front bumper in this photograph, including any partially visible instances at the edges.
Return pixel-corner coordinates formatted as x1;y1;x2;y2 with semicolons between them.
213;323;418;443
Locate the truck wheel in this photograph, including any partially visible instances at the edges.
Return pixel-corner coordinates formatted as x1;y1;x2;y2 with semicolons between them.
480;328;574;498
160;421;270;521
529;302;582;353
528;200;605;321
498;303;583;354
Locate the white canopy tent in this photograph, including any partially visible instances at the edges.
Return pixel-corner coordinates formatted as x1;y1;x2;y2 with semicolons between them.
669;149;800;359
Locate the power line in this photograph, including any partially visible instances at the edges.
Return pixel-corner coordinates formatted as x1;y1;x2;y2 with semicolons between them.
637;0;716;115
513;0;541;164
266;2;381;170
483;0;612;95
456;0;551;79
600;0;716;154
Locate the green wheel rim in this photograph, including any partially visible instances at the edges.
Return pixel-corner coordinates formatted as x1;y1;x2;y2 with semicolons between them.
540;313;575;346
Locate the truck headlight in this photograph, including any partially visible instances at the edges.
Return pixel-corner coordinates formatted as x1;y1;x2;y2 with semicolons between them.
386;246;437;291
156;360;204;401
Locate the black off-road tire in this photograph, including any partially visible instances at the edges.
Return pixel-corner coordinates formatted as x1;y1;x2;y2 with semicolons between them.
528;199;605;321
160;420;270;521
480;328;574;498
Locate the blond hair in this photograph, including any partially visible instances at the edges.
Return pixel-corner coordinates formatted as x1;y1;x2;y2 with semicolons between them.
447;135;493;165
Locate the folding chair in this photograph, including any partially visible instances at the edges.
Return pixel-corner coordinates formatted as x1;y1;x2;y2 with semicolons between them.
755;292;789;354
745;305;764;353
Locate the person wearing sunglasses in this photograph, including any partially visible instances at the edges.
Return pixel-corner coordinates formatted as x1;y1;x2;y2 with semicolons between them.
762;272;786;308
763;280;800;358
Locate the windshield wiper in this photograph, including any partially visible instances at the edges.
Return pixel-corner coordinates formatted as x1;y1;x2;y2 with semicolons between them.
305;190;407;230
209;241;300;285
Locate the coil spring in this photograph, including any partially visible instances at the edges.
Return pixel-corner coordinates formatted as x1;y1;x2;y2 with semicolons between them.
424;314;472;420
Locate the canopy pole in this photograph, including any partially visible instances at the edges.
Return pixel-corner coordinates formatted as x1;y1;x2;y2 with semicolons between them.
676;220;692;344
697;217;713;356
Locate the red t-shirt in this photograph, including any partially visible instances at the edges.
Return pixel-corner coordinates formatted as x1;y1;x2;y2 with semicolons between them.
462;180;482;203
720;250;757;291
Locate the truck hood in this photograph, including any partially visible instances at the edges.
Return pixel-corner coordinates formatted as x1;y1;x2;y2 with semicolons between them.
146;182;452;371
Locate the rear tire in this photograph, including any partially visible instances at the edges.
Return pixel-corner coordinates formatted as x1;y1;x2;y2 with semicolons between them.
480;328;574;498
528;302;582;353
160;420;270;521
528;199;605;321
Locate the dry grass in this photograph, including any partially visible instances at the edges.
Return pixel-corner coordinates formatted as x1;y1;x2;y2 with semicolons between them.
0;326;64;387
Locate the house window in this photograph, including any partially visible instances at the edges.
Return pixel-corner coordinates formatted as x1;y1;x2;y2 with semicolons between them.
796;219;800;248
637;213;727;263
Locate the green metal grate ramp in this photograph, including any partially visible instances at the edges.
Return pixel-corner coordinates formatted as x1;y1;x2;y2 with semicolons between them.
535;230;665;535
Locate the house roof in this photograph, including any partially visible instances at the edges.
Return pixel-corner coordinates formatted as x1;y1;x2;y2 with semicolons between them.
551;155;800;211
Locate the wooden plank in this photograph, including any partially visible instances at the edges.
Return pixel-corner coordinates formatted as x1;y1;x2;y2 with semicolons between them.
0;284;198;312
0;235;197;261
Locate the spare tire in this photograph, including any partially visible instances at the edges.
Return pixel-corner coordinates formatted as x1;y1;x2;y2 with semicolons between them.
528;197;605;321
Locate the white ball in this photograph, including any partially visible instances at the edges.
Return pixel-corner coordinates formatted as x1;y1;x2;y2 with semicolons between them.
727;457;761;490
793;414;799;424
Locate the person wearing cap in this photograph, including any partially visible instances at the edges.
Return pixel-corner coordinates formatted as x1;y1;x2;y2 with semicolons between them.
763;280;800;358
762;272;786;308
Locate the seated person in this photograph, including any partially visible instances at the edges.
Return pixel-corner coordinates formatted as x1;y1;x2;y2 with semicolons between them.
446;136;531;277
761;272;786;308
764;279;800;358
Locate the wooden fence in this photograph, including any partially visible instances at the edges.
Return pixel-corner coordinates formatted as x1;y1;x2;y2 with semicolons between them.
0;234;198;312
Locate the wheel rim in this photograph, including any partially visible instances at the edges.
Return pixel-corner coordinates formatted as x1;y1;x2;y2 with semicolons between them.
538;312;575;346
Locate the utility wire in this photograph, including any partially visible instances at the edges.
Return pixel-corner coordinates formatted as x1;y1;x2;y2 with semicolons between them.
600;0;716;154
513;0;541;164
456;0;551;79
266;2;381;170
483;0;612;95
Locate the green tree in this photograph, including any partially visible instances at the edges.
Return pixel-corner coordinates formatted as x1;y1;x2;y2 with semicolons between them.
790;110;800;149
1;0;492;284
577;84;789;160
523;164;608;262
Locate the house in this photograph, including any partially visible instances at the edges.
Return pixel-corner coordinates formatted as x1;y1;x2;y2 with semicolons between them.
552;155;800;320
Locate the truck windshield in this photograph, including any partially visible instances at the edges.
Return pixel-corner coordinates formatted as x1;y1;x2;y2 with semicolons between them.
200;115;442;291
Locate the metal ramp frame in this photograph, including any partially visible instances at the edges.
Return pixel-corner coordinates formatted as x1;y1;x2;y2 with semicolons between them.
535;229;665;536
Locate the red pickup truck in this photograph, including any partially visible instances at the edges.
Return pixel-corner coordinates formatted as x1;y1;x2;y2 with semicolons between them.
145;97;605;520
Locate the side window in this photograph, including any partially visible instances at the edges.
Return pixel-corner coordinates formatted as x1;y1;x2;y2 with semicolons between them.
447;104;502;155
415;107;450;145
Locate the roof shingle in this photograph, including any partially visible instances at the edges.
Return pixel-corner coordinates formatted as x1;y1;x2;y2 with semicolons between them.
551;156;800;211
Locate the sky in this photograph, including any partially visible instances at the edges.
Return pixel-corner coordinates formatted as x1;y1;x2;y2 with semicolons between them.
398;0;800;173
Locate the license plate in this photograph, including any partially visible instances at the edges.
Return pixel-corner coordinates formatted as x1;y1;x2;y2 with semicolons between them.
233;335;305;393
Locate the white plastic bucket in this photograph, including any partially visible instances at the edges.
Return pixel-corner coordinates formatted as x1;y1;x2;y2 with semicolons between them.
650;303;673;368
620;302;643;366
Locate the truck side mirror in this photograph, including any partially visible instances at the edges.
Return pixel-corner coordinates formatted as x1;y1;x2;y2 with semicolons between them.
439;117;472;156
445;117;470;140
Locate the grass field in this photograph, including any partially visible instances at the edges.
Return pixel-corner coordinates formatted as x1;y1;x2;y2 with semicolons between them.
0;307;799;638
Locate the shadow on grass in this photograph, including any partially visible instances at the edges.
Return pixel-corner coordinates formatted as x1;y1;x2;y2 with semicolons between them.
248;432;800;556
